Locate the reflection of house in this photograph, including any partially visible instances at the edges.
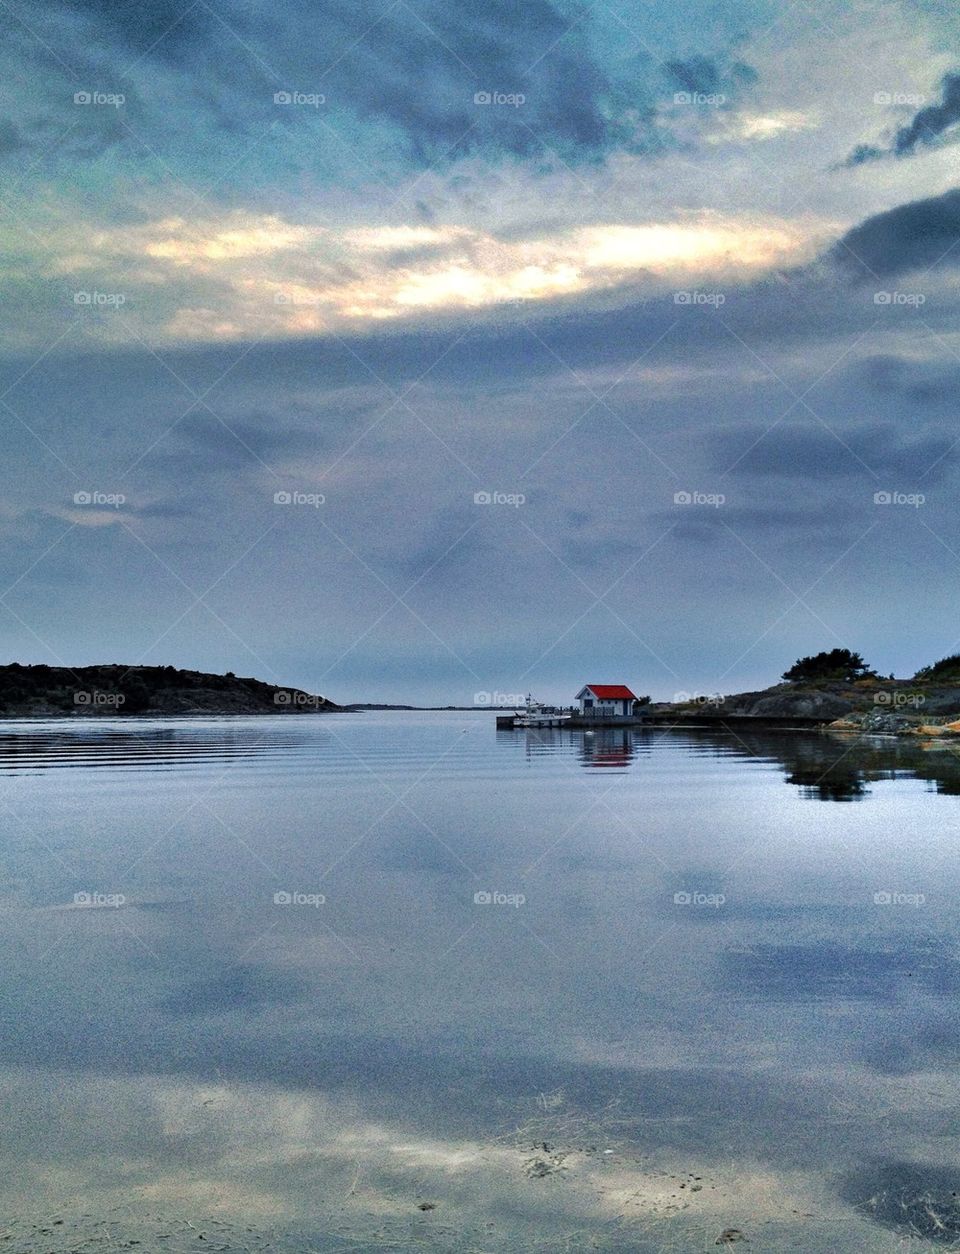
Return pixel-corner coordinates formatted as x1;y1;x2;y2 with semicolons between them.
575;684;637;717
580;728;635;768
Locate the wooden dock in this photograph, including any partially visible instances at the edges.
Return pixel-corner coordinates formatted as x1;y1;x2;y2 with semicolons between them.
496;712;835;730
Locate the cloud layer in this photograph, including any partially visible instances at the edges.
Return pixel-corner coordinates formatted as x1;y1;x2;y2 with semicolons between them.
2;0;960;698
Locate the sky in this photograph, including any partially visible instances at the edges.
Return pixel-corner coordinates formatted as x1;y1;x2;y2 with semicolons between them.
2;0;960;704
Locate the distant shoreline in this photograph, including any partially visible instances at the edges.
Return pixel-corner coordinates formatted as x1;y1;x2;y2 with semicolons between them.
4;664;960;740
343;704;520;712
0;663;339;719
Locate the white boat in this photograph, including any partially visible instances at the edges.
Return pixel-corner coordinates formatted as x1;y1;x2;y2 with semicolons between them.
512;695;571;728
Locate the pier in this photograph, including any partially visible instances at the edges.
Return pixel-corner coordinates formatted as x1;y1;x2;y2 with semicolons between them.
496;711;837;730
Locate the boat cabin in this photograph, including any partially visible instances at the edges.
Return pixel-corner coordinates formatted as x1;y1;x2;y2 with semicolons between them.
575;684;637;717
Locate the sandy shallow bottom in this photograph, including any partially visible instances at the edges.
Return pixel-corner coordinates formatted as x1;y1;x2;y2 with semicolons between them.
0;1078;937;1254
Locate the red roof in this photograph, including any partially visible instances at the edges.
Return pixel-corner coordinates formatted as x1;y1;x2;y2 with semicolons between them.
583;684;636;700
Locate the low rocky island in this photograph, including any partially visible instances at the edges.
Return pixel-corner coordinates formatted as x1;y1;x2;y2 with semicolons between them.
652;649;960;739
0;664;338;717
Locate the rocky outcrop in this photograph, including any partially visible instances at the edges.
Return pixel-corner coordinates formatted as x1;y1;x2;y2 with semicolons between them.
659;677;960;729
730;689;854;720
658;684;855;722
0;663;339;717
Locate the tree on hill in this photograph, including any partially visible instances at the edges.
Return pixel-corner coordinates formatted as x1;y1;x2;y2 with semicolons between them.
782;649;877;684
121;679;151;713
914;654;960;682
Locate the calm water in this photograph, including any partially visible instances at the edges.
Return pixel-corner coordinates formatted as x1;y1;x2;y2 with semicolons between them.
1;712;959;1251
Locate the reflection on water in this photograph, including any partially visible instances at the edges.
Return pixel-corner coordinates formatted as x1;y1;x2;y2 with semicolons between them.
6;717;960;801
497;724;642;770
0;721;312;774
496;721;960;800
723;729;958;802
0;712;959;1251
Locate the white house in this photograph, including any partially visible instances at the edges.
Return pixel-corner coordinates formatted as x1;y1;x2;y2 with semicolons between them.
575;684;638;717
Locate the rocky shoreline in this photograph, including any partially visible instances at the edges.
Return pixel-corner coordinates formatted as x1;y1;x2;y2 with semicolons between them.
826;710;960;738
0;664;338;717
654;678;960;739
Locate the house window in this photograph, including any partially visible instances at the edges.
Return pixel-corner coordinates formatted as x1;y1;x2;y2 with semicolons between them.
584;699;593;709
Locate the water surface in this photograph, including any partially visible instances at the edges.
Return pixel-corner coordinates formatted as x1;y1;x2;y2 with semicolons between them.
1;712;958;1251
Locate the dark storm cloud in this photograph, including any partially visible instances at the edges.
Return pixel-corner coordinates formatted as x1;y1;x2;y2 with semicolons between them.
893;72;960;154
831;186;960;278
30;0;660;165
21;0;758;176
846;71;960;165
844;142;884;167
